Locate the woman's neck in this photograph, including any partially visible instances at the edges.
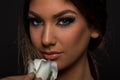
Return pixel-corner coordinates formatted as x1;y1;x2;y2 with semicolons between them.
57;53;93;80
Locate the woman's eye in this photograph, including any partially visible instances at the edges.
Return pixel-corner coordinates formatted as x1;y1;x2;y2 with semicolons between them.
57;17;75;26
28;17;43;26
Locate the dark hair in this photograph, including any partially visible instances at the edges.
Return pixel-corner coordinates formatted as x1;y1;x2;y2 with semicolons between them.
18;0;107;74
69;1;107;79
70;0;107;50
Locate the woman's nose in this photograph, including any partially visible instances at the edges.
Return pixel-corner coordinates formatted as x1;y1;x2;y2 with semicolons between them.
41;25;56;47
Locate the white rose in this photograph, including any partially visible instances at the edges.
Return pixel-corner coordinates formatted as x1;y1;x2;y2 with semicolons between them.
28;59;58;80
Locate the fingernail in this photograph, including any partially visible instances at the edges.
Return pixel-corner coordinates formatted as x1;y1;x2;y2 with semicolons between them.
36;77;42;80
28;72;34;78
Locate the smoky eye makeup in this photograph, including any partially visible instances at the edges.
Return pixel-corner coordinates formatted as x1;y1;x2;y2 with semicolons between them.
57;16;76;27
28;15;44;27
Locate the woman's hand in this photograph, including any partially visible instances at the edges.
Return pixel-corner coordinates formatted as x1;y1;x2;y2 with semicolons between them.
0;72;42;80
24;72;42;80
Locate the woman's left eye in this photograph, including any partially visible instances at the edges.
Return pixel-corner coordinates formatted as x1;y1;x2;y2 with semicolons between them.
57;17;75;26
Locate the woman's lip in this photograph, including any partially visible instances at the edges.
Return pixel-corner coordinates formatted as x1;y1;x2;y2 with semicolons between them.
41;51;62;60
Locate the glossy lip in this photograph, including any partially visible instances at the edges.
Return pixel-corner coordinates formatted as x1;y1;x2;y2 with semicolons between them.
40;51;63;60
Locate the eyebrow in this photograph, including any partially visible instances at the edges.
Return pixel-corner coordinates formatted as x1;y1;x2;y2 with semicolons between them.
29;9;77;19
29;11;41;19
53;10;77;18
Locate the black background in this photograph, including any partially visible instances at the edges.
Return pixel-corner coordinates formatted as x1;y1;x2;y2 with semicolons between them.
0;0;120;80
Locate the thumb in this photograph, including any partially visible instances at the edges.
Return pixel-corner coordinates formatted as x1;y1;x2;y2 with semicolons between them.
24;72;35;80
35;77;42;80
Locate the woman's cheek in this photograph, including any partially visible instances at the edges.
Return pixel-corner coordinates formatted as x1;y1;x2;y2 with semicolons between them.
30;27;42;48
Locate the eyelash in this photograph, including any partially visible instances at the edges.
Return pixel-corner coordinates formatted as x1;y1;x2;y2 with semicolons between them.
57;17;75;26
28;16;75;27
28;17;43;26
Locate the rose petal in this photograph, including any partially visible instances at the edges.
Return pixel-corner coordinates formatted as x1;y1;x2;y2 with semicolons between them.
28;59;58;80
50;62;58;80
36;59;51;80
28;60;35;73
33;59;45;71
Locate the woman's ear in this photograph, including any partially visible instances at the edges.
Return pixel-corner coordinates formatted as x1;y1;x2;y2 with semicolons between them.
90;30;99;39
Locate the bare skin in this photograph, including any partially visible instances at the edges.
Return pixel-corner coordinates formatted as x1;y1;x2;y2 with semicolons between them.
0;73;41;80
29;0;99;80
0;0;99;80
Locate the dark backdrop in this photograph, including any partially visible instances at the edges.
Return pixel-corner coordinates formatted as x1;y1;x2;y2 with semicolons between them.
0;0;120;80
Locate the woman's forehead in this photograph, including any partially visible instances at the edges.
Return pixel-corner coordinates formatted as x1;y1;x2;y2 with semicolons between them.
29;0;73;8
29;0;79;16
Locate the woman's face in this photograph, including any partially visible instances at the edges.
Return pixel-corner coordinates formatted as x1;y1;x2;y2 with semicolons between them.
29;0;98;70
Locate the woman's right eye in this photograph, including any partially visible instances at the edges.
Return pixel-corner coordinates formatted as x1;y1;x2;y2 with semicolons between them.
28;17;43;26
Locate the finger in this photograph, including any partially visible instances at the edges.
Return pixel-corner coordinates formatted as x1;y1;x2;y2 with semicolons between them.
24;72;35;80
35;77;42;80
0;75;25;80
